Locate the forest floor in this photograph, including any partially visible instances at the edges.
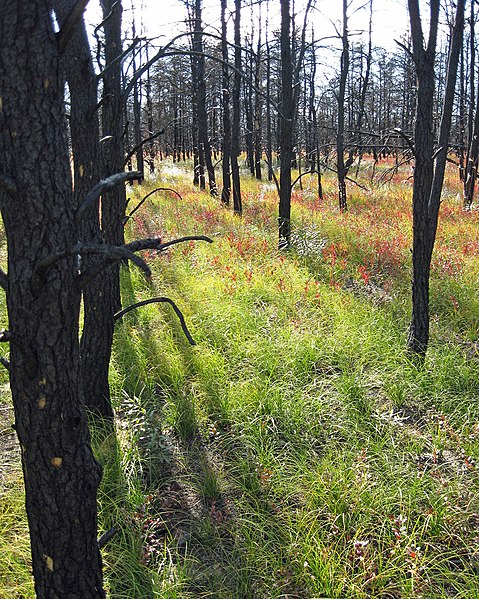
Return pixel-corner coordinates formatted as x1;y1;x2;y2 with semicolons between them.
2;158;479;598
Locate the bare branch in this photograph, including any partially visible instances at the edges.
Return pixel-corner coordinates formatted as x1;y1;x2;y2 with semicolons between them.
395;39;414;62
0;356;10;371
76;171;142;222
57;0;91;54
94;0;120;37
97;37;142;80
114;297;196;345
123;237;163;252
126;187;183;221
122;32;195;99
122;235;212;254
432;145;444;161
0;269;7;291
150;235;213;252
97;527;119;549
291;169;317;190
33;243;151;292
263;157;280;196
76;244;151;287
123;129;165;167
0;330;11;342
392;128;416;158
321;163;369;191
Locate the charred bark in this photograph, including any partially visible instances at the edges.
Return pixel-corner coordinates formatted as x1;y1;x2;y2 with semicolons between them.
231;0;243;215
220;0;232;206
407;0;464;356
54;0;115;418
0;3;105;595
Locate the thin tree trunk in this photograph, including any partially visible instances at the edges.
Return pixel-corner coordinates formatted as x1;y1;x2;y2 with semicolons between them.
254;24;263;181
278;0;294;248
100;0;126;315
407;0;465;356
266;34;274;182
55;0;115;419
220;0;232;205
192;0;218;195
231;0;243;215
336;0;349;212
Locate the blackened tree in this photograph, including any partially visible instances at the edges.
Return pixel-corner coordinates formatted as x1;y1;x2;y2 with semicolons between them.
189;0;218;195
278;0;313;248
406;0;465;356
0;2;105;595
220;0;232;205
231;0;243;215
336;0;350;211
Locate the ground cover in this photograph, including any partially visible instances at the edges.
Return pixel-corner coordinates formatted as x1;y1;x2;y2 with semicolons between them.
1;160;479;597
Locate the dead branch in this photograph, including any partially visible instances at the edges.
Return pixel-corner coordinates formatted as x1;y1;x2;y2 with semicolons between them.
0;356;10;371
97;527;119;549
97;37;142;81
320;163;369;191
123;237;163;253
0;269;7;291
114;297;196;345
392;128;416;158
32;243;151;292
291;169;317;190
126;187;183;222
94;0;120;37
262;157;280;195
0;330;11;342
76;171;142;222
149;235;213;252
76;244;151;288
123;130;165;167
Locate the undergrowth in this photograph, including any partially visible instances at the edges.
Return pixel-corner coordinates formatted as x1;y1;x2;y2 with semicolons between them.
1;159;479;598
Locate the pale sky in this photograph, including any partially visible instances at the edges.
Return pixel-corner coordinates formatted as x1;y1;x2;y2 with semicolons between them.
85;0;410;52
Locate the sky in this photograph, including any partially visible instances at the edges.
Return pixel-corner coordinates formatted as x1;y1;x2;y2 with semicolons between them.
85;0;411;52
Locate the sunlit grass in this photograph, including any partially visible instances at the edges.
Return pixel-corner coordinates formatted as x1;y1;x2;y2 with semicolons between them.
2;158;479;597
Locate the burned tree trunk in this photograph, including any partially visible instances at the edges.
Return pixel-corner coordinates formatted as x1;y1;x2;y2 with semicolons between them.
407;0;464;356
100;0;126;315
278;0;294;247
220;0;232;206
0;2;105;595
231;0;243;215
53;0;115;419
336;0;349;212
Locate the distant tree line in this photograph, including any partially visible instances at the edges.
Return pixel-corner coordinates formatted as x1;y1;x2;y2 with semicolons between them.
125;0;477;210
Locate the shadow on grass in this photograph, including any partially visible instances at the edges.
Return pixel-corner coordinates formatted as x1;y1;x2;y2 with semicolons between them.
107;284;297;598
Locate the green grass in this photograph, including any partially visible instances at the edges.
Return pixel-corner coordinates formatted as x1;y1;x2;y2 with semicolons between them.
2;158;479;597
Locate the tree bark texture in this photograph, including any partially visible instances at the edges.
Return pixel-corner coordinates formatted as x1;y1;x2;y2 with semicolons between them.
231;0;243;215
336;0;349;212
100;0;126;314
407;0;464;356
220;0;232;205
54;0;115;418
0;2;105;596
278;0;294;247
191;0;217;196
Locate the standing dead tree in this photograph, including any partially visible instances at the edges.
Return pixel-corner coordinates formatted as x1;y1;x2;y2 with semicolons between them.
406;0;465;357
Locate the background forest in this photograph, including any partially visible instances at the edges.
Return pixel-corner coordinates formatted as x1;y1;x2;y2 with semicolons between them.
1;0;479;598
